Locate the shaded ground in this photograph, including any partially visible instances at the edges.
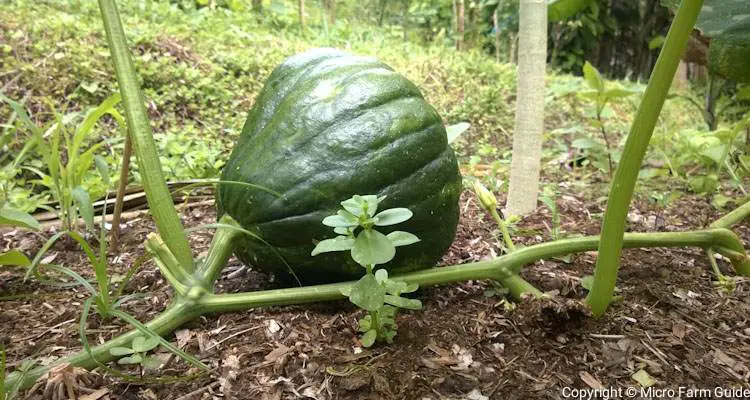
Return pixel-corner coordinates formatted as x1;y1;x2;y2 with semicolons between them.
1;189;749;399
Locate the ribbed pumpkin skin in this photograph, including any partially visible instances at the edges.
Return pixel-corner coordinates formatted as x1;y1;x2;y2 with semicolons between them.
218;48;462;284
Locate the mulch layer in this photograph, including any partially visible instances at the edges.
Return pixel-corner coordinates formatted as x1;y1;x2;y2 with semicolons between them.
1;190;749;399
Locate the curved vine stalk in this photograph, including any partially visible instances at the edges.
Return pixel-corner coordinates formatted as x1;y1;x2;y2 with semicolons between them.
6;225;749;390
586;0;704;317
99;0;193;271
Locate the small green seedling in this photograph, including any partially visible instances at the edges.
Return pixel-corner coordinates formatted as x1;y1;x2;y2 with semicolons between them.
109;336;162;371
473;181;516;253
312;195;421;347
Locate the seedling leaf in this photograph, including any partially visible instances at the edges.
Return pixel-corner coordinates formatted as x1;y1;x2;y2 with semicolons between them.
109;347;135;356
361;329;377;347
349;274;386;312
384;295;423;310
386;231;420;247
373;208;413;226
312;236;355;256
352;230;395;266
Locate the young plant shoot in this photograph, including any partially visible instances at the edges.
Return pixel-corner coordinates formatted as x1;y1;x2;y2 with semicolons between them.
311;195;422;346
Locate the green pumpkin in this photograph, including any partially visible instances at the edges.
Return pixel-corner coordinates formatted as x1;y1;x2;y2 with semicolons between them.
217;48;462;284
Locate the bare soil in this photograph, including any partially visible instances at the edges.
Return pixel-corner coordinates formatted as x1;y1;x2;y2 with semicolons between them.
1;190;749;399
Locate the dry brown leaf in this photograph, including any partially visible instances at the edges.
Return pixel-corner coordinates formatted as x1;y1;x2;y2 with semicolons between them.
579;371;604;389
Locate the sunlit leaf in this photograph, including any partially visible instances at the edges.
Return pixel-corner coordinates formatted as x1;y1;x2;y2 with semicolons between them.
384;295;423;310
374;268;388;284
547;0;593;22
582;61;604;92
132;336;160;353
72;186;94;231
0;207;41;231
110;346;135;356
386;231;421;247
322;214;358;228
94;155;110;186
117;354;142;365
349;274;386;312
361;329;377;347
0;250;31;267
373;208;412;226
311;236;355;255
352;229;396;266
446;122;470;144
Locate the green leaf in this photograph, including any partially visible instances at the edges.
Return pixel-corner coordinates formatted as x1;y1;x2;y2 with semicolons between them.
709;20;750;83
0;207;41;231
361;329;377;347
571;138;602;150
386;231;421;247
700;145;725;165
117;354;142;365
580;275;594;290
384;294;423;310
382;328;396;344
582;61;604;92
341;198;364;216
604;88;636;101
342;195;380;218
351;230;396;266
736;84;750;101
689;174;720;194
712;193;732;209
71;186;94;231
333;226;353;235
547;0;592;22
81;81;99;94
0;250;31;267
322;214;358;228
648;35;665;50
141;355;163;370
385;279;408;295
358;195;380;217
578;90;600;102
373;208;413;226
446;122;470;144
110;346;135;356
94;155;110;186
374;268;388;284
311;236;355;256
349;274;386;312
132;336;160;353
358;315;372;332
692;0;750;37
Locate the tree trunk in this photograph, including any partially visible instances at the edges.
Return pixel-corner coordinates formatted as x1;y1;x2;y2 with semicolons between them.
325;0;336;25
299;0;305;30
379;0;387;26
403;0;411;42
456;0;464;51
506;0;547;216
493;8;500;63
252;0;262;14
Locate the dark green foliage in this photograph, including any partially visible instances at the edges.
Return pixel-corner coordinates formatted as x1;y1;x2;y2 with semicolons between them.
218;48;462;284
709;20;750;83
547;0;671;80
